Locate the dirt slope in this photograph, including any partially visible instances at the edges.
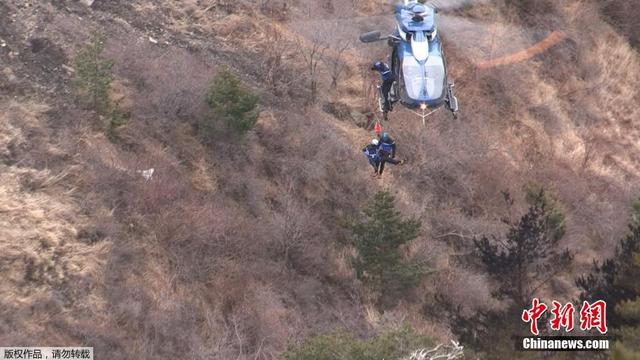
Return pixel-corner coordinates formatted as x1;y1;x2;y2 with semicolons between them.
1;0;639;359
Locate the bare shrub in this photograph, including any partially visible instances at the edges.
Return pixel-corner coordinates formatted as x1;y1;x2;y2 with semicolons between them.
350;0;378;13
259;26;300;96
322;101;355;122
259;0;290;21
215;0;238;14
360;63;377;113
322;40;351;89
269;184;316;269
105;38;212;126
297;36;328;104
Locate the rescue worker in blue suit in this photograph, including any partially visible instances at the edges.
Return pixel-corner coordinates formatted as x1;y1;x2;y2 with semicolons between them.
377;132;405;175
371;61;395;113
363;138;382;177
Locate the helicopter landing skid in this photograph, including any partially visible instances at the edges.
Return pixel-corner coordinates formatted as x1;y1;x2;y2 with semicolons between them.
446;82;459;119
377;85;395;121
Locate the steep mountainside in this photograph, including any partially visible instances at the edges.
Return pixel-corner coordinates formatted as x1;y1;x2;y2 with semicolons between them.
1;0;639;358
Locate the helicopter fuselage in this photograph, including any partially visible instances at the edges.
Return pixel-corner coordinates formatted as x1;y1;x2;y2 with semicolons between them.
390;3;450;110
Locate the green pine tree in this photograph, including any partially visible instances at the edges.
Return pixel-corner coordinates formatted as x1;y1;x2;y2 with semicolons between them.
611;252;640;360
524;183;566;241
74;32;114;114
348;191;425;294
577;200;640;329
446;190;571;358
475;189;572;307
204;66;259;138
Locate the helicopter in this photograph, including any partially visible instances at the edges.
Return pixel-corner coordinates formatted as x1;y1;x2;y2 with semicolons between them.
360;0;459;121
287;0;567;124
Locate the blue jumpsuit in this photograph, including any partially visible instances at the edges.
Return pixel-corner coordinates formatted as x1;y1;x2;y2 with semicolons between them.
363;144;381;171
372;62;395;112
378;137;401;175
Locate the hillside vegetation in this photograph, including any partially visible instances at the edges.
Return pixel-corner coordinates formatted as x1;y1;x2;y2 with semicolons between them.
1;0;639;359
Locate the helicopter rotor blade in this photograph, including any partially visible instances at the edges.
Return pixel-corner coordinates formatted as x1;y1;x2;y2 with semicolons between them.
285;3;567;69
360;31;387;43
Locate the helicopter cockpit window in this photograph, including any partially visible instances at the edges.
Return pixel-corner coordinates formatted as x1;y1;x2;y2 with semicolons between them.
409;31;436;43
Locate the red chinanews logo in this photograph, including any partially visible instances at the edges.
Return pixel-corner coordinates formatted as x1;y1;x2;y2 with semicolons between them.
579;300;608;334
550;300;575;332
522;298;607;335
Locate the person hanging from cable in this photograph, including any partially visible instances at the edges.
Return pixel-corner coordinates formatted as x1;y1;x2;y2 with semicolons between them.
363;138;382;177
371;60;395;117
377;132;405;176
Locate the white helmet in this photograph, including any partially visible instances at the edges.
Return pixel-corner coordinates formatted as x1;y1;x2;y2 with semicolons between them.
371;138;379;146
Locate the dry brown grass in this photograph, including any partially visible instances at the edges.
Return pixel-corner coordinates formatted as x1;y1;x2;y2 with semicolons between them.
0;101;111;346
598;0;640;48
3;0;640;357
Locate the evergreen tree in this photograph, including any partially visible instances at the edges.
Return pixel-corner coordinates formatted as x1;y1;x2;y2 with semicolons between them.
348;191;425;294
204;66;259;138
443;303;536;360
474;189;572;307
611;253;640;359
74;32;114;114
576;200;640;329
445;189;571;358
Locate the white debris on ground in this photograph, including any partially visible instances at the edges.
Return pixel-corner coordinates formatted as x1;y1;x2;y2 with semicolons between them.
405;341;464;360
111;162;155;181
137;168;154;181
